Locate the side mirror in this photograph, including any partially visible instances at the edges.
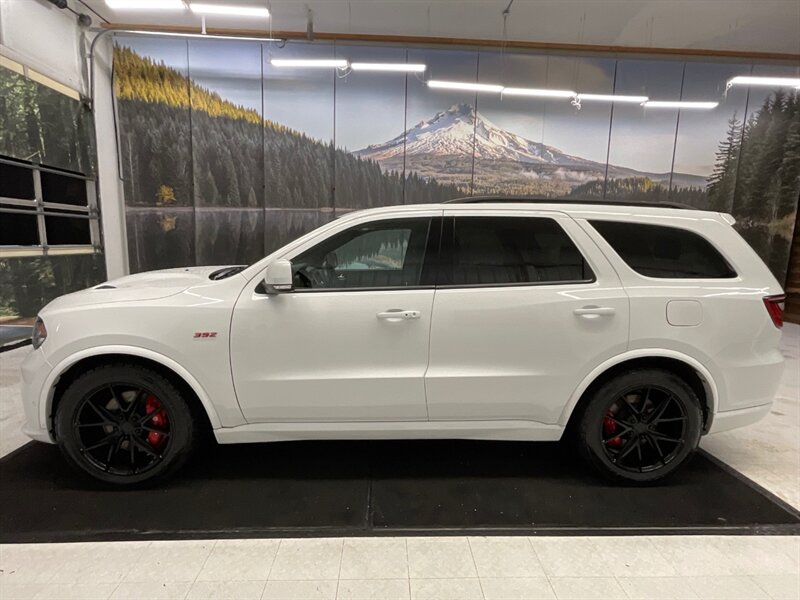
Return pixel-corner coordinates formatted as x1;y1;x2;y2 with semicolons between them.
264;259;293;294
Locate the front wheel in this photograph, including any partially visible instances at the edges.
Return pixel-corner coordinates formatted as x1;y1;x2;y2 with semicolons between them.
576;368;703;484
54;363;198;486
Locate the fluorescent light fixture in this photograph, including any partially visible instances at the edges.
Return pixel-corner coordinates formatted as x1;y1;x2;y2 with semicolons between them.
503;87;575;98
271;59;348;68
427;80;503;93
576;93;649;103
105;0;185;9
128;30;280;41
350;63;426;73
190;3;270;17
727;75;800;88
643;100;719;109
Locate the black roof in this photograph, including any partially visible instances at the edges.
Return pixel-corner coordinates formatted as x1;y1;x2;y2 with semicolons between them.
443;195;694;210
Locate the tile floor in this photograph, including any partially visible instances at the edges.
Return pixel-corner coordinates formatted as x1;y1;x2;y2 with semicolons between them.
1;326;798;599
0;536;797;599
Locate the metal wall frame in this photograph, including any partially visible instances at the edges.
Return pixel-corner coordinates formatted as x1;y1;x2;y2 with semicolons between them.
0;157;100;258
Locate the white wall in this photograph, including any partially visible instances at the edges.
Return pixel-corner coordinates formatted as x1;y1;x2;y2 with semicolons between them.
91;34;129;279
86;0;800;55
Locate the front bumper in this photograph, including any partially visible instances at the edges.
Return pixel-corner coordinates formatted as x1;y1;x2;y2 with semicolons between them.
20;347;55;443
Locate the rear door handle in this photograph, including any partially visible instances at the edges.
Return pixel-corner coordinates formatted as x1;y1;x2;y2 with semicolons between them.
377;309;421;320
574;306;616;317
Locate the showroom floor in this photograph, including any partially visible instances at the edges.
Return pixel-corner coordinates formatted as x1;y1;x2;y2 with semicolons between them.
0;327;798;600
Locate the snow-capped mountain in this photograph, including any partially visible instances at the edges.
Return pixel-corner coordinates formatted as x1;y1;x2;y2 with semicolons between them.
354;103;706;194
356;103;600;168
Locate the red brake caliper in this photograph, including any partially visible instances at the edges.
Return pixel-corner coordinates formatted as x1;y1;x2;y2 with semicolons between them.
144;395;169;448
603;412;623;447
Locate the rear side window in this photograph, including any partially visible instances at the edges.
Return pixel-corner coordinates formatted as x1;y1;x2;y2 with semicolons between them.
440;216;594;286
590;220;736;279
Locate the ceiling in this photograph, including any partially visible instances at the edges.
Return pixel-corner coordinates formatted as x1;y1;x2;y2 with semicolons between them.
75;0;800;56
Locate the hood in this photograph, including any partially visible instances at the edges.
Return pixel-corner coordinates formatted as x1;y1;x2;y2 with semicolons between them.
41;266;242;312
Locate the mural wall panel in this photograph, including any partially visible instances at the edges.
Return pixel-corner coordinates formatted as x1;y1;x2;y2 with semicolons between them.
605;60;685;203
403;48;479;201
671;62;751;211
335;44;408;211
113;38;800;283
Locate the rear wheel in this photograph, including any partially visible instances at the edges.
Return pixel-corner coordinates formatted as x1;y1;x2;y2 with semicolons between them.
576;368;703;484
55;364;197;486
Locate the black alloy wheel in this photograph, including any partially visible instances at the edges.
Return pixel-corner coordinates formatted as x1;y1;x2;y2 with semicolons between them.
55;363;198;486
577;368;703;484
73;383;172;476
600;385;688;473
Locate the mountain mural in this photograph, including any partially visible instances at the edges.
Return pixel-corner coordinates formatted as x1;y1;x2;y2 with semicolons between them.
356;103;706;196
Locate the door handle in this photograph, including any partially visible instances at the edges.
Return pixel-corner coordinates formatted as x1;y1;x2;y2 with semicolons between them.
377;309;421;320
574;306;616;317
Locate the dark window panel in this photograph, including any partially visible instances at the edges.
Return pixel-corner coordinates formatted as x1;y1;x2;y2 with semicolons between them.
591;220;736;279
41;171;88;206
443;217;594;286
0;162;35;200
0;211;40;245
44;215;92;245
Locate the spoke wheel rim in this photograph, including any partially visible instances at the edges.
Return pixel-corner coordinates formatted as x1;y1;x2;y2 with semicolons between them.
73;383;172;476
600;384;688;474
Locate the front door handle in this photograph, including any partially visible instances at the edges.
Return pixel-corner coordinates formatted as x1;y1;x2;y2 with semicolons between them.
377;309;421;320
574;306;616;318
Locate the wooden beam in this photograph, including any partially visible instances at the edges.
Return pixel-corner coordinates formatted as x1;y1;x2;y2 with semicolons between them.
101;23;800;63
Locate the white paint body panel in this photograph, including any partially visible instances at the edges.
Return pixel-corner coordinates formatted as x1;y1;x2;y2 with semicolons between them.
20;203;784;445
426;210;629;424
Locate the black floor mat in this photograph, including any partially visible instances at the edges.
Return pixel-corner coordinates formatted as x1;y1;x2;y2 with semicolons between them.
1;440;798;542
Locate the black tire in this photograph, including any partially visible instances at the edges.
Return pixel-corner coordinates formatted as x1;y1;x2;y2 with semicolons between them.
576;368;703;484
54;363;198;486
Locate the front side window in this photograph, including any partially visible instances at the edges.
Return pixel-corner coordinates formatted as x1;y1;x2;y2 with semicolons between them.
590;220;736;279
440;216;594;286
291;218;432;290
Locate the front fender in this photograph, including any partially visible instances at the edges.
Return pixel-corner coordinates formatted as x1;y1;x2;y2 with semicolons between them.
40;345;225;431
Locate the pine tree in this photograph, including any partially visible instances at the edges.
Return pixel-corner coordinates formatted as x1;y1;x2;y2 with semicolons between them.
707;113;742;212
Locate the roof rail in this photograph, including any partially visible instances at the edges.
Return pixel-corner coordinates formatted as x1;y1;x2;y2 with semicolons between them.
443;195;695;210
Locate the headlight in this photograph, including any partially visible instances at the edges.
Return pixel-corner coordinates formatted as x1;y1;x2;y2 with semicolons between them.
32;317;47;349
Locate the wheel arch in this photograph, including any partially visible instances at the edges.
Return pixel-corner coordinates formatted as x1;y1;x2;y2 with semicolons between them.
43;346;222;439
561;350;719;435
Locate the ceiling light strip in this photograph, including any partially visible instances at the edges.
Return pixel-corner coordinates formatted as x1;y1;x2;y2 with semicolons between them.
189;3;270;17
727;75;800;88
105;0;186;9
427;80;503;93
271;59;348;68
350;63;427;73
643;100;719;109
127;30;281;42
576;93;649;103
503;87;575;98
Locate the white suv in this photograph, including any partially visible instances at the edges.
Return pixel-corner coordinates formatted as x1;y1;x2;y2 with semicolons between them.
20;199;785;485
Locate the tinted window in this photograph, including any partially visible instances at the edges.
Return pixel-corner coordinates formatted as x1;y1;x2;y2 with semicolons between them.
441;217;594;286
590;220;736;278
292;218;431;289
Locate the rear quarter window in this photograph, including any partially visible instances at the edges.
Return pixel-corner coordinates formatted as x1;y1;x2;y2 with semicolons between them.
590;220;736;279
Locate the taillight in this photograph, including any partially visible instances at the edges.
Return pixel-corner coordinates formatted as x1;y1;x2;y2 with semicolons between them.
763;294;785;329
